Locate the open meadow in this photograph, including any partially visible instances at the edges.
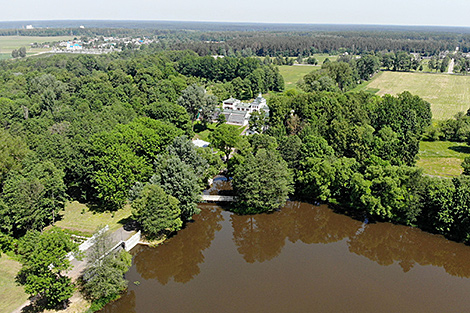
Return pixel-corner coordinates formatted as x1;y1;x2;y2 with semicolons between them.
417;141;470;177
279;65;317;89
358;71;470;120
0;36;73;57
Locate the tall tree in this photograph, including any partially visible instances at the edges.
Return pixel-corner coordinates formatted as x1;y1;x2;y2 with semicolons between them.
209;124;240;162
151;154;201;220
232;148;293;214
177;84;206;122
0;128;29;187
0;160;66;237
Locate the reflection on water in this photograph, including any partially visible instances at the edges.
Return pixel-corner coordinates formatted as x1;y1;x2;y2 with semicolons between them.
102;201;470;313
348;220;470;277
133;206;223;283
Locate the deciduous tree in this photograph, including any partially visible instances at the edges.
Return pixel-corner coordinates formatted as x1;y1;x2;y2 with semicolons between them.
16;228;78;310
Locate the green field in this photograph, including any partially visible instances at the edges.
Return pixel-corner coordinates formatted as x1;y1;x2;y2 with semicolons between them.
279;65;317;88
52;201;133;236
278;54;340;89
0;255;28;313
358;71;470;120
417;141;470;177
312;53;338;64
0;36;73;58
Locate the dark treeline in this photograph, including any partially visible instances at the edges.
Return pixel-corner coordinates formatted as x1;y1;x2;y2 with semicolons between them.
172;33;456;56
4;25;470;55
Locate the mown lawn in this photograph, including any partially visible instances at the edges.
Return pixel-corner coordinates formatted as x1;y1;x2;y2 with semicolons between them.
0;255;28;313
360;71;470;120
417;141;470;177
278;65;317;89
53;201;133;236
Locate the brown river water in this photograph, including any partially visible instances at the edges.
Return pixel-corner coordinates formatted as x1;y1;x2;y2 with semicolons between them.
101;199;470;313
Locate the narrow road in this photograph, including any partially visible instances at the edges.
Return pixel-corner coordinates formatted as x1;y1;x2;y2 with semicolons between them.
448;46;459;74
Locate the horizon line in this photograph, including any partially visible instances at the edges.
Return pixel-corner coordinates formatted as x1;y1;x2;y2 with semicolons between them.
0;19;469;30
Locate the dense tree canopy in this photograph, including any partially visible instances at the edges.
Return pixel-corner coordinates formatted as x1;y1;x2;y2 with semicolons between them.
233;147;293;214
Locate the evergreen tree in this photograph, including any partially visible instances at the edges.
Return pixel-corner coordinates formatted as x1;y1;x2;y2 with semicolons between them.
132;184;182;237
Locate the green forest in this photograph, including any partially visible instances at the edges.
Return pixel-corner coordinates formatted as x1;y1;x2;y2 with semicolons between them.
2;28;470;311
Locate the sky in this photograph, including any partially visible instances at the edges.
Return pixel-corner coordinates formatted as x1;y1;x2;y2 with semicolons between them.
1;0;470;27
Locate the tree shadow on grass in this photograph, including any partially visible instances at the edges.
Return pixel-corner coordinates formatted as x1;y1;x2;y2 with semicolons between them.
448;145;470;154
118;216;139;231
21;296;70;313
87;202;117;214
193;123;208;133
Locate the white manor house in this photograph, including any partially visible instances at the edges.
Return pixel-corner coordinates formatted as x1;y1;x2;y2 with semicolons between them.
219;93;269;126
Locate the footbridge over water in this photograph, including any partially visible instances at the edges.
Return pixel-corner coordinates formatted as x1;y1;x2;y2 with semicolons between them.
201;195;237;202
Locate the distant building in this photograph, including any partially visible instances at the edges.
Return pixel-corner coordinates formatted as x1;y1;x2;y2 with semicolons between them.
220;93;269;126
66;42;82;50
26;25;34;29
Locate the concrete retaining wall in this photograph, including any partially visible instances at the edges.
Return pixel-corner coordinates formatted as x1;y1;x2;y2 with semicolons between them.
124;231;141;251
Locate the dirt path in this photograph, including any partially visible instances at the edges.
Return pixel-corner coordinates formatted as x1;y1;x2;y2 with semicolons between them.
448;57;455;74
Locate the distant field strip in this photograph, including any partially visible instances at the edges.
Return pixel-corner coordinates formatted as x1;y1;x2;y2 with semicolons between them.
364;71;470;120
0;36;73;58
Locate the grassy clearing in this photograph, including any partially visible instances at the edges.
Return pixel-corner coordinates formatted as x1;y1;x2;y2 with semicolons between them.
278;65;317;89
278;54;339;89
0;254;28;313
360;71;470;120
53;201;133;236
0;36;73;58
313;53;338;64
417;141;470;177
